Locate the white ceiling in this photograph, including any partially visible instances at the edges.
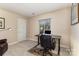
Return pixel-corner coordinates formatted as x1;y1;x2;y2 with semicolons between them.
0;3;71;18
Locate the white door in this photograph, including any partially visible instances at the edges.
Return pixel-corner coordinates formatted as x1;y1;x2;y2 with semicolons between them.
17;18;27;41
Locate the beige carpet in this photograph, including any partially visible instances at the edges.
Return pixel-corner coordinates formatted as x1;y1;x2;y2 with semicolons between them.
3;40;71;56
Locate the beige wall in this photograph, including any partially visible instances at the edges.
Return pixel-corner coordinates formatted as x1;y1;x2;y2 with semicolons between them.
28;7;71;48
70;4;79;55
71;24;79;55
0;8;27;44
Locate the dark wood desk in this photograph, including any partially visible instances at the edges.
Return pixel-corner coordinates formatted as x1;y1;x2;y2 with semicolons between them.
35;34;61;56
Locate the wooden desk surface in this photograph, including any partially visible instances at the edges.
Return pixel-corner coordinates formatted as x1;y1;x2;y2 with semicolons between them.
35;34;61;39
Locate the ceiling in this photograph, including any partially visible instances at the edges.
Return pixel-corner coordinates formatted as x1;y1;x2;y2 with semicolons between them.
0;3;71;18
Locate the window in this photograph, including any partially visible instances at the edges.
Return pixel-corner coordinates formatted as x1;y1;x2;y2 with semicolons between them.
39;18;51;34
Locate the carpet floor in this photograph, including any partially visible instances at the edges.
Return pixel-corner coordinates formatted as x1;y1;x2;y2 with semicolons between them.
3;40;71;56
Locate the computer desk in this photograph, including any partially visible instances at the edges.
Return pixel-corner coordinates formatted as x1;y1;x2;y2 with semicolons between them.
35;34;61;56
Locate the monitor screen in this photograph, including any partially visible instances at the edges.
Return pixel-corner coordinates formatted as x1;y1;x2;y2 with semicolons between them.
45;30;51;34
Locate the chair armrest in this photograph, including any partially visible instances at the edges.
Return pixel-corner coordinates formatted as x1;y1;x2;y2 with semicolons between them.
0;39;7;43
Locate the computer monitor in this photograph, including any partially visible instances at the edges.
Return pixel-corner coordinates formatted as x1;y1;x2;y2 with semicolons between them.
45;30;51;34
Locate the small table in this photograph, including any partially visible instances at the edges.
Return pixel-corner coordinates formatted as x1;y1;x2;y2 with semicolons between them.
35;34;61;56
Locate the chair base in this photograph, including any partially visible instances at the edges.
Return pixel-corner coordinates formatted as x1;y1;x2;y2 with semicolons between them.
39;49;53;56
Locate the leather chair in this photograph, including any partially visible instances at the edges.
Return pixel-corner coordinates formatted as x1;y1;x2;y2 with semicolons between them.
0;39;8;56
40;35;56;56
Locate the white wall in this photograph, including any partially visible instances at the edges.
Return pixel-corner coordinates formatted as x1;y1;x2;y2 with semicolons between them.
0;8;28;44
71;24;79;55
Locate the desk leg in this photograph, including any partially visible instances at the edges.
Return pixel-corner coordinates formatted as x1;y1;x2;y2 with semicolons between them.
58;39;60;56
38;36;40;45
33;36;40;48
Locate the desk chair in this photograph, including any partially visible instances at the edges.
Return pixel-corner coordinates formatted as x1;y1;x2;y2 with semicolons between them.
40;35;56;56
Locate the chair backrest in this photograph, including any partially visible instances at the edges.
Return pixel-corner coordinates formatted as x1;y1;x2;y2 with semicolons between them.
40;35;53;50
40;34;56;50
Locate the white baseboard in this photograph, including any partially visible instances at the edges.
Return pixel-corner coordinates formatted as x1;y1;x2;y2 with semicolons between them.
60;44;70;49
8;40;21;46
8;41;18;45
8;39;29;46
8;37;30;46
29;38;38;42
